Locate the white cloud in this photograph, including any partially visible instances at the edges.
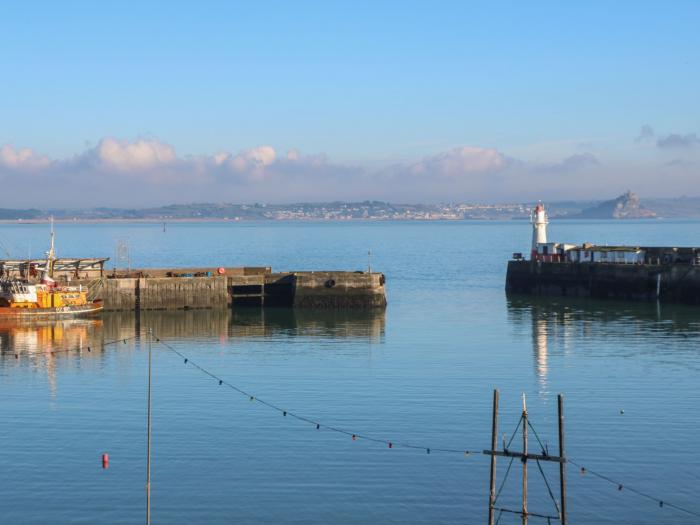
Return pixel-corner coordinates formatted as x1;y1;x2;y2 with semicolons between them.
92;137;177;170
407;146;509;177
213;152;229;166
1;136;695;206
0;144;51;170
228;145;276;172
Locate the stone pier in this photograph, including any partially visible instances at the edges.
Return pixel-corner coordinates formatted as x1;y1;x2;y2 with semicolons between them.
90;267;386;311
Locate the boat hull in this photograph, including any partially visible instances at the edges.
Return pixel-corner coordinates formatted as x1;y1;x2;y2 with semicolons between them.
0;301;103;319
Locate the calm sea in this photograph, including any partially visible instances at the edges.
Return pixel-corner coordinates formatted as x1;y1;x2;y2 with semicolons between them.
1;220;699;524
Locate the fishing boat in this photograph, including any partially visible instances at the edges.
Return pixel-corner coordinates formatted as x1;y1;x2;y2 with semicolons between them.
0;219;102;318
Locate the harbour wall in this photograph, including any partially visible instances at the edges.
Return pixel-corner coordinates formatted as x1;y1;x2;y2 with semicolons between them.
91;269;386;311
506;260;700;304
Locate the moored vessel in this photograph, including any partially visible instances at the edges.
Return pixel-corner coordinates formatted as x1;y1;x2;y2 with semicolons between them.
0;219;102;318
0;279;102;318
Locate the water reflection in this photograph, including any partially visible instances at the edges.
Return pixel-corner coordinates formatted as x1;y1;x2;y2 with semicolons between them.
0;318;104;394
229;308;385;341
507;295;700;388
0;307;386;363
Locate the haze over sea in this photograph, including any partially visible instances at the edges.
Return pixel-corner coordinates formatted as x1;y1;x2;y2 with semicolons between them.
1;219;699;524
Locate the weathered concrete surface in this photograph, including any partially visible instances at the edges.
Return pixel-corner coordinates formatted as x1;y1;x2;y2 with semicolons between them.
229;271;387;309
290;271;387;308
100;276;228;311
91;268;387;311
506;260;700;304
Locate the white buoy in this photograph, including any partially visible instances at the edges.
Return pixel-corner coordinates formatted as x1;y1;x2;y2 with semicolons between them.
531;202;548;258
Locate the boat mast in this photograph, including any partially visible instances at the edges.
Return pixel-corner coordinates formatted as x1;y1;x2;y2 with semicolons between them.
46;216;56;278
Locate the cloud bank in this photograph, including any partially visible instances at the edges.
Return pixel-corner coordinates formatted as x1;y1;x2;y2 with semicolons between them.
635;125;700;149
0;132;696;207
538;153;600;174
657;133;700;149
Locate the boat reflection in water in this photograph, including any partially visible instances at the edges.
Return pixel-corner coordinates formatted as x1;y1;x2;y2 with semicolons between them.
0;318;103;358
507;295;700;390
0;318;104;394
0;307;386;364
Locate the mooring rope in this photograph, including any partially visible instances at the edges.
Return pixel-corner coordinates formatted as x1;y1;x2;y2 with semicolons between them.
153;333;478;455
568;458;700;519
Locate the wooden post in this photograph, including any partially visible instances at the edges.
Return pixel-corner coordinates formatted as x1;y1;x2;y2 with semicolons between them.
261;277;265;307
482;392;565;524
488;389;499;525
558;394;567;525
522;394;528;525
146;328;152;525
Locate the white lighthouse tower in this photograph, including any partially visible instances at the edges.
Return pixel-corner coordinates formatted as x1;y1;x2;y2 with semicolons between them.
531;202;548;259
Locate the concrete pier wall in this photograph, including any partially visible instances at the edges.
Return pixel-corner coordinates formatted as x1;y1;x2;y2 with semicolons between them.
291;271;387;308
100;276;228;311
506;260;700;304
93;269;386;311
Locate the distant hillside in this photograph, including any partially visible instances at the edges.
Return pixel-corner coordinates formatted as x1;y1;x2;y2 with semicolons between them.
4;195;700;221
0;208;43;220
566;191;657;219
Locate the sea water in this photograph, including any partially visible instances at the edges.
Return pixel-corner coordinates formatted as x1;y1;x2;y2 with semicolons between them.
1;220;699;524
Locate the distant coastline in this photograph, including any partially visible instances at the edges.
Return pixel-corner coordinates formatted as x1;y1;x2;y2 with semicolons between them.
1;194;700;222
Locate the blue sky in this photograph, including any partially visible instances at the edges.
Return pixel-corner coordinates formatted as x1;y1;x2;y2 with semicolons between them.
1;1;698;206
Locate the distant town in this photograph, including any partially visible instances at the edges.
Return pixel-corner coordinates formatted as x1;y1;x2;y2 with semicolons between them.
3;192;700;222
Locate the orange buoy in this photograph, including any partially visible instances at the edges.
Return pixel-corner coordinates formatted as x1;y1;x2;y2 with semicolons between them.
102;453;109;469
217;267;226;275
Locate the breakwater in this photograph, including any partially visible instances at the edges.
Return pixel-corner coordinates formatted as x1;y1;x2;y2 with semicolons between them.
506;260;700;304
89;267;386;311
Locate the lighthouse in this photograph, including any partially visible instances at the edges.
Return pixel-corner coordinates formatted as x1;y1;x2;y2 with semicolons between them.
531;202;548;258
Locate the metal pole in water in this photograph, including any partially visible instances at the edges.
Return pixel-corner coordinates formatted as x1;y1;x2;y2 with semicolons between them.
146;327;152;525
558;394;567;525
488;389;499;525
522;393;528;525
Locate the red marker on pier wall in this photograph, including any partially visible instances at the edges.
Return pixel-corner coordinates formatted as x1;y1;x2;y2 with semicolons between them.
102;453;109;469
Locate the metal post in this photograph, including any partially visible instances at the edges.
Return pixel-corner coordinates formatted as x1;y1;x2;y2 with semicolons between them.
488;389;499;525
146;328;152;525
522;394;528;525
558;394;567;525
656;273;661;298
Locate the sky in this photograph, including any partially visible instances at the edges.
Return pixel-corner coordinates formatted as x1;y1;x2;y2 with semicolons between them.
0;1;698;207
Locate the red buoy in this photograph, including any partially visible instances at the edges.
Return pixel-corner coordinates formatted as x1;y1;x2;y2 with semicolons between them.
217;267;226;275
102;453;109;469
